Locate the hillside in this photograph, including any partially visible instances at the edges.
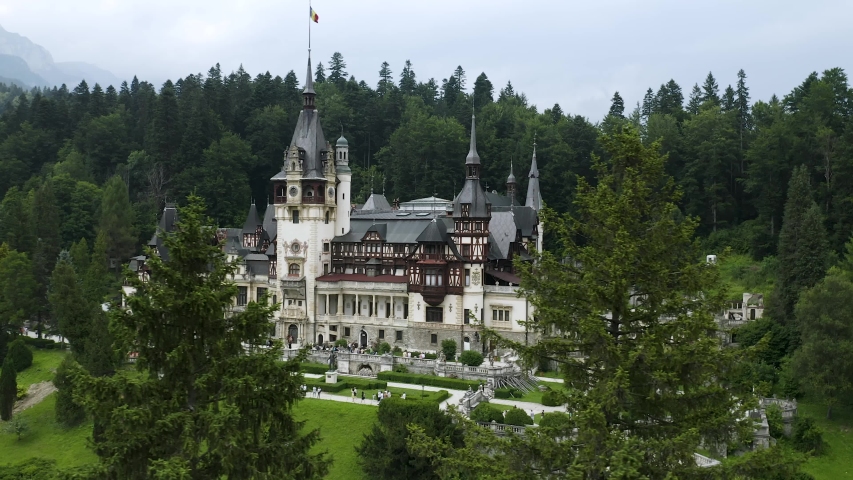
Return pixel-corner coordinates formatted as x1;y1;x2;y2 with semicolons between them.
0;24;120;88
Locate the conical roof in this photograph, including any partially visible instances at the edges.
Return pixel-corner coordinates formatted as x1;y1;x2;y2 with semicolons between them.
465;114;480;166
303;54;315;95
525;145;542;211
242;203;261;233
507;161;516;184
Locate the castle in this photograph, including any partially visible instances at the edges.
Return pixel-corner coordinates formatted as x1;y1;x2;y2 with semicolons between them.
131;53;543;354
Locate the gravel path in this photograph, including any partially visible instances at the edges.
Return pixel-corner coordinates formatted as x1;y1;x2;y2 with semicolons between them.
13;381;57;414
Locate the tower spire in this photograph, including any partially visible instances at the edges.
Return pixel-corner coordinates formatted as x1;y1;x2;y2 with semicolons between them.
465;114;481;179
525;137;542;211
302;51;316;109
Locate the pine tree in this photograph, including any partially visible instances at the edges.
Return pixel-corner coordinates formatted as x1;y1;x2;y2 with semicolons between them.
68;238;90;278
54;356;86;427
0;358;15;421
70;196;327;478
773;166;829;325
81;310;116;377
472;73;493;109
549;103;564;123
399;60;417;94
735;69;752;159
641;88;655;118
608;91;625;118
49;251;92;357
0;187;31;252
83;230;112;306
314;61;326;83
498;81;515;101
0;248;36;362
792;268;853;419
378;61;393;95
328;52;348;84
506;127;780;477
723;85;736;112
98;175;136;273
30;181;62;337
701;72;720;106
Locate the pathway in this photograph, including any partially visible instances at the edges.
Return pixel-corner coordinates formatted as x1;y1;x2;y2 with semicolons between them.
13;381;57;414
535;376;564;384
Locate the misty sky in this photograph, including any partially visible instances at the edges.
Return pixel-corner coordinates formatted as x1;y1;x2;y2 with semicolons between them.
1;0;851;121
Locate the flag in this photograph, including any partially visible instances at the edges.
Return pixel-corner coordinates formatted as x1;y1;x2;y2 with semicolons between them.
310;7;319;23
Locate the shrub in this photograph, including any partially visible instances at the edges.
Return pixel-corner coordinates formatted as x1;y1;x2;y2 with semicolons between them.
377;371;480;390
539;412;571;429
765;404;785;439
6;339;33;372
425;353;437;360
541;390;563;407
441;339;457;361
792;416;825;455
21;337;62;350
392;364;409;373
334;339;348;347
378;342;392;354
392;346;403;356
299;362;330;375
459;350;484;366
503;407;534;426
470;403;504;423
2;414;29;440
16;385;27;400
494;387;521;399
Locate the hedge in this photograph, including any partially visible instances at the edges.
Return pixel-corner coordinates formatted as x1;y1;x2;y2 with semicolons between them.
459;350;484;367
7;340;33;372
20;337;65;350
377;371;481;390
304;378;388;393
470;403;504;423
299;362;331;375
494;387;522;399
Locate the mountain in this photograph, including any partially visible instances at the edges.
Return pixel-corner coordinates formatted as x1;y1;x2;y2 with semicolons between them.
0;24;122;88
0;54;48;87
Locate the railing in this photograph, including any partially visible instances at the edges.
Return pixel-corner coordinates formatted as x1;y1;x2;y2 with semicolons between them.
476;422;529;435
694;453;721;468
484;285;519;294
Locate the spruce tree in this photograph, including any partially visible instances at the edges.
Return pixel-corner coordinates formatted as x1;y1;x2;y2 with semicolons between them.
0;358;15;421
399;60;417;94
0;248;37;362
328;52;348;84
507;127;781;477
30;181;62;336
54;356;86;427
701;72;720;105
723;85;736;112
83;230;112;306
773;166;829;325
98;175;136;273
608;91;625;118
641;87;655;118
472;73;493;109
314;61;325;83
70;196;326;479
68;238;90;276
687;83;703;115
49;251;92;357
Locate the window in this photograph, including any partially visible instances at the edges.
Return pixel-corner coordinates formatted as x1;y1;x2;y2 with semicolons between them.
492;307;511;322
323;263;329;275
323;242;330;252
403;303;409;319
344;327;351;337
425;270;443;286
272;295;277;305
237;287;248;306
289;263;300;276
329;334;337;342
461;204;470;217
750;309;756;320
325;211;330;224
257;287;267;302
292;209;299;224
431;333;438;344
379;329;385;339
464;269;470;286
464;308;470;325
330;325;337;332
396;330;403;341
426;307;443;323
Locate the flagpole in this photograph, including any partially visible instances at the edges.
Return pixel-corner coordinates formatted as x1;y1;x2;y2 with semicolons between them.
308;0;312;52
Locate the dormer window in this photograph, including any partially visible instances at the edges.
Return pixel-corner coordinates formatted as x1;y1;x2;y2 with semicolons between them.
461;204;470;217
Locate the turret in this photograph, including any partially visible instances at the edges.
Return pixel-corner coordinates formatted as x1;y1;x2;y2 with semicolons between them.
506;161;517;205
525;142;542;211
335;134;352;236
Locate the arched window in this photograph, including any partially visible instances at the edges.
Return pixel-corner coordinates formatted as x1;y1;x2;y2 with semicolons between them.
306;187;314;197
289;264;300;276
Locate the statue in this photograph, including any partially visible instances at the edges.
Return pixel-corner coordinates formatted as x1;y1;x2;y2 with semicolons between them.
438;351;446;363
328;351;337;371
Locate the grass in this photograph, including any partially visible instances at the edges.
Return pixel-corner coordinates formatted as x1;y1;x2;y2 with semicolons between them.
0;393;96;468
322;385;449;404
295;400;376;480
716;253;776;300
799;400;853;480
16;348;69;389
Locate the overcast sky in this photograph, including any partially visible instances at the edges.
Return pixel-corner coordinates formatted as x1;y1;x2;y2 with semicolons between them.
1;0;851;121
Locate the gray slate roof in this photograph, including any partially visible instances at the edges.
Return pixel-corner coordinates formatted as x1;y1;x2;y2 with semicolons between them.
290;108;328;180
526;147;542;211
242;204;261;234
362;193;392;212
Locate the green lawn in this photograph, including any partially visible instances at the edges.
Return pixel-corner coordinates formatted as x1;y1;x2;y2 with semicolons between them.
800;400;853;480
295;400;376;480
0;393;96;468
16;348;69;389
322;385;449;404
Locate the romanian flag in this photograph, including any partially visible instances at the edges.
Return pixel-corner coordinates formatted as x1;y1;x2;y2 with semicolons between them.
310;7;319;23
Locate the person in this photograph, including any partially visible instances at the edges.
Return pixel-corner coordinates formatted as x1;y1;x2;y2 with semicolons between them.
401;393;406;400
287;335;293;349
351;387;357;402
361;391;365;403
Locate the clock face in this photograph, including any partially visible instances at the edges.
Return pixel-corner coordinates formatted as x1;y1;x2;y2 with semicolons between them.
288;186;299;197
291;242;301;253
328;187;335;197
